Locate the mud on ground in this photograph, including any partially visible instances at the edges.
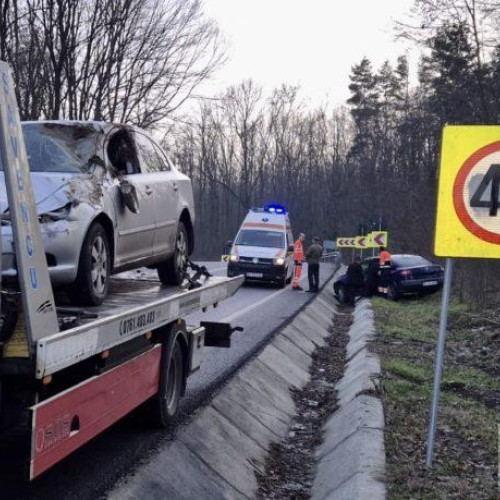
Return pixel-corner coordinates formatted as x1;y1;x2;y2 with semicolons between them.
256;307;351;499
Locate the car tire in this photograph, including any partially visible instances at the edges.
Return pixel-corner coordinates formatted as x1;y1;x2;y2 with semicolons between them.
337;285;347;304
158;222;189;286
148;336;184;428
387;283;400;301
278;274;287;288
71;222;110;306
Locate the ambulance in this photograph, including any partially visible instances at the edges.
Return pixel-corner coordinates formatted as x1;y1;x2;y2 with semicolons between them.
227;204;294;286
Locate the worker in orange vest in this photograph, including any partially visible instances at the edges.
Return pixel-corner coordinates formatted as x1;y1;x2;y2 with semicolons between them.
292;232;305;290
378;246;392;294
379;246;391;266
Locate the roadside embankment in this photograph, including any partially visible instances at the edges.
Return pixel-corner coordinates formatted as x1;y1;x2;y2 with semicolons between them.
372;294;499;499
109;270;343;499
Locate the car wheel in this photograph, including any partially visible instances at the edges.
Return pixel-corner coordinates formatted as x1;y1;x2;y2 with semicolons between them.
278;274;287;288
387;283;400;301
158;222;189;286
71;222;110;306
337;285;347;303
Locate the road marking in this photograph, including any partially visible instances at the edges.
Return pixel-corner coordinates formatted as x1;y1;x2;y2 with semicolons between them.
220;275;308;324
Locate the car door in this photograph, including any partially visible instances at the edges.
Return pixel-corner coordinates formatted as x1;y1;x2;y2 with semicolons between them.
134;132;178;257
107;128;156;266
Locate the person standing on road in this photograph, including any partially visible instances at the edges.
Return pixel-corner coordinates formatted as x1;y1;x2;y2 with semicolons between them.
306;236;323;292
345;255;364;306
292;232;305;291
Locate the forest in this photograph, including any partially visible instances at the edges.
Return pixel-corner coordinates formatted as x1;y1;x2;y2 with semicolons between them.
0;0;499;305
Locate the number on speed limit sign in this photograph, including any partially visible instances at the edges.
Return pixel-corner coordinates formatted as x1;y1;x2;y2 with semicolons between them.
435;126;500;258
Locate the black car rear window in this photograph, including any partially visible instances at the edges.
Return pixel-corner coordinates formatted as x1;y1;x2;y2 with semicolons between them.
392;255;431;267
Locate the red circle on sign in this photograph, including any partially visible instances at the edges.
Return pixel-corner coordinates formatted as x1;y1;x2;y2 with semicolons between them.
453;141;500;245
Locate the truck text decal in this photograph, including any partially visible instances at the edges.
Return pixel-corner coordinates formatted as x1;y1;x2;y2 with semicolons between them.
119;310;156;336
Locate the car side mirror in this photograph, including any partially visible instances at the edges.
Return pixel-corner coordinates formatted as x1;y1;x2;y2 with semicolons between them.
119;179;140;214
224;240;233;253
288;244;294;252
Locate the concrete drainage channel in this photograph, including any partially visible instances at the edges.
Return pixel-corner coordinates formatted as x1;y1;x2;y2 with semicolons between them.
311;298;386;500
108;277;386;500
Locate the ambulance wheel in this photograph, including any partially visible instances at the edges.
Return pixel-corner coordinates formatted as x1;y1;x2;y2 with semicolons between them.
149;332;186;428
286;268;292;284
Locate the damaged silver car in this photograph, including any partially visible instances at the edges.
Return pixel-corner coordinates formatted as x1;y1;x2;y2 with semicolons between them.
1;121;195;306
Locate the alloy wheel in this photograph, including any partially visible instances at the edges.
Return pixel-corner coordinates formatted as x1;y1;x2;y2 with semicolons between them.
90;235;107;294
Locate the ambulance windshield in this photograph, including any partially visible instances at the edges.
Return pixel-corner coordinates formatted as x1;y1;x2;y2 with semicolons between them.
235;230;285;248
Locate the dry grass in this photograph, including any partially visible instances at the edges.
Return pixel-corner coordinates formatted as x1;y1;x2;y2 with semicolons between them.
372;293;499;499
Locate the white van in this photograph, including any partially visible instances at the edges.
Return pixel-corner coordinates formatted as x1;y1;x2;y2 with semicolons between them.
226;205;294;287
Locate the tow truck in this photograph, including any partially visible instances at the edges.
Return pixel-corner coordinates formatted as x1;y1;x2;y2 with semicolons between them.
0;61;243;480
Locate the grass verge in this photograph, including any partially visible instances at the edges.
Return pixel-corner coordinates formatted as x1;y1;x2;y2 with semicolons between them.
372;292;499;499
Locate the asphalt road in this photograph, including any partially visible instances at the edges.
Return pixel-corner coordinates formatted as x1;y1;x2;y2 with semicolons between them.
1;260;337;499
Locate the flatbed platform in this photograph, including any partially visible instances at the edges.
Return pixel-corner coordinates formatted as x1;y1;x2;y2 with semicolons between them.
36;275;243;379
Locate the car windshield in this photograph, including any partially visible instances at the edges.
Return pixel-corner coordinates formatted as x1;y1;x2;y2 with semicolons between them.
392;255;432;268
235;230;285;248
3;123;102;173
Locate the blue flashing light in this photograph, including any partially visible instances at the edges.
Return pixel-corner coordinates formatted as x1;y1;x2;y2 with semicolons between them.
264;203;287;215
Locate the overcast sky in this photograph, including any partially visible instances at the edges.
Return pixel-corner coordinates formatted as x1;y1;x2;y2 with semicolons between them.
200;0;420;108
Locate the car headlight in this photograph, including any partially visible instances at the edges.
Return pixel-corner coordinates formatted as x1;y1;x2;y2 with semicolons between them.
38;203;72;223
274;257;285;266
229;254;239;262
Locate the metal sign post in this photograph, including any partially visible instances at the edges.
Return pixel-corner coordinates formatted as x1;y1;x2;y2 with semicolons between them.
425;258;453;466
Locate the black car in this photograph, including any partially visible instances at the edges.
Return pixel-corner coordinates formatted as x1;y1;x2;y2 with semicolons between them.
334;254;444;301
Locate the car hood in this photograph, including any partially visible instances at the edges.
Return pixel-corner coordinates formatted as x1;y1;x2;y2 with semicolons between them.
232;245;286;259
0;171;106;215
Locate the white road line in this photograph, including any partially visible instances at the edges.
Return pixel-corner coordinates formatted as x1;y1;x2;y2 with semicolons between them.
220;275;308;324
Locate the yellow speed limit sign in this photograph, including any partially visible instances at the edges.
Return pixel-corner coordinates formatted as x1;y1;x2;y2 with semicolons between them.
435;126;500;258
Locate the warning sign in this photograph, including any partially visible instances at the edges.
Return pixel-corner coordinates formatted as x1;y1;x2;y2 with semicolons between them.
355;236;369;249
435;126;500;258
336;237;356;248
369;231;388;248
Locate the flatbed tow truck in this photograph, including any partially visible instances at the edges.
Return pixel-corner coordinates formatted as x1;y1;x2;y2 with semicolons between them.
0;62;244;480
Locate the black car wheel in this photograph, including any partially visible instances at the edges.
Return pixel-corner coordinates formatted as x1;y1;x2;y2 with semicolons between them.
337;284;347;303
158;222;188;286
387;283;400;301
71;222;110;306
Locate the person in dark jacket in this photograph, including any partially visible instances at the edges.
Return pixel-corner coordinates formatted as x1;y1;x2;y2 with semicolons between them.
345;256;364;306
306;236;323;292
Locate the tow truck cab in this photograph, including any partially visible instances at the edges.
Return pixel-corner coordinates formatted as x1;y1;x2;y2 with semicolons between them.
227;205;294;287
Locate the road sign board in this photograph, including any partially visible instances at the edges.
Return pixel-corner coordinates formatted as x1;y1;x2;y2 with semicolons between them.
336;237;356;248
355;236;369;249
435;126;500;258
369;231;388;248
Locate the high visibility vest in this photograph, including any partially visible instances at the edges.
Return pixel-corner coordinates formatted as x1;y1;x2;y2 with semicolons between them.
379;250;391;266
293;239;304;261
